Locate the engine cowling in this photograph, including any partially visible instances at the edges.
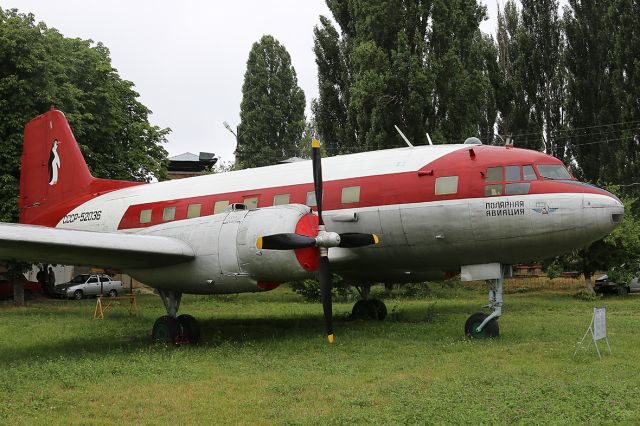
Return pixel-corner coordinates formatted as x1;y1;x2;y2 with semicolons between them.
227;204;319;282
128;204;319;294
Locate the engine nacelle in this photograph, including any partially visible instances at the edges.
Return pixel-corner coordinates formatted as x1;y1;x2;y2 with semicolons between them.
128;204;319;294
229;204;319;282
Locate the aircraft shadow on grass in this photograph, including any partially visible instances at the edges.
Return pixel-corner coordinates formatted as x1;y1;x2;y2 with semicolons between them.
0;302;470;363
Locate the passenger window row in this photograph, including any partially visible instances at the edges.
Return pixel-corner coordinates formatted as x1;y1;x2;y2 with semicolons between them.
138;186;363;225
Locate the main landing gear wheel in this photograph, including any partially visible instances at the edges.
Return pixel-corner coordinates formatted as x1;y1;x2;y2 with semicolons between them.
152;290;201;345
351;299;387;320
177;314;201;344
369;299;387;320
152;315;180;343
464;312;499;338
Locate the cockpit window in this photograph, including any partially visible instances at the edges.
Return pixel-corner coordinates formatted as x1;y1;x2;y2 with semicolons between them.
484;184;503;196
522;165;537;181
537;164;571;180
505;166;520;181
486;167;503;182
506;182;531;195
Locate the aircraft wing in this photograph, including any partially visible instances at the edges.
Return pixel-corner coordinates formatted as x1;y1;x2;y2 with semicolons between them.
0;223;195;269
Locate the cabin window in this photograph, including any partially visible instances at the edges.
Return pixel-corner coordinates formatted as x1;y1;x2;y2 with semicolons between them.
486;166;503;182
506;165;520;181
435;176;459;195
140;209;152;224
484;184;503;196
506;182;531;195
523;165;537;181
187;204;201;218
162;207;176;221
243;197;258;209
341;186;361;204
273;194;290;205
214;200;229;214
537;164;571;180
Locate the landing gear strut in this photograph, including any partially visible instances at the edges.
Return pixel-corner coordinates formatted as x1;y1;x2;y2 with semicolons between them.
351;285;387;320
464;276;503;338
152;290;201;344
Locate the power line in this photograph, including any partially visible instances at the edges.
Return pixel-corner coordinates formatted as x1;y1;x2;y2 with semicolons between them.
507;119;640;138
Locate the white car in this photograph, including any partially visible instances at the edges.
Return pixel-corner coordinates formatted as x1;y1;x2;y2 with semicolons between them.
55;274;123;300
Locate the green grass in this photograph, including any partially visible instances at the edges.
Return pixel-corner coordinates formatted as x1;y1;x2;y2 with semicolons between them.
1;283;640;425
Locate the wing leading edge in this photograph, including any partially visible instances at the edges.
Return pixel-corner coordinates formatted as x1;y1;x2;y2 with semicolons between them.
0;223;195;269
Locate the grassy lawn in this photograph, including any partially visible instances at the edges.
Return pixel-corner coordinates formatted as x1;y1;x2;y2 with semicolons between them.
1;281;639;425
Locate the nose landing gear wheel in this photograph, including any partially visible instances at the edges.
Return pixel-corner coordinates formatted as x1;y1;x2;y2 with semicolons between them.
464;312;499;339
152;315;180;344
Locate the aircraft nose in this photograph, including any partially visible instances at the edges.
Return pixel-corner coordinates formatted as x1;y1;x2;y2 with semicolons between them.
582;190;624;234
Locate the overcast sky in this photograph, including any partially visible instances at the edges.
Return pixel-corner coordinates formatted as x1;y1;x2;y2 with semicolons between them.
7;1;499;162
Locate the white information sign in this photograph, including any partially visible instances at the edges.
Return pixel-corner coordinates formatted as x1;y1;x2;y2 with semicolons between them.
574;306;612;359
593;307;607;341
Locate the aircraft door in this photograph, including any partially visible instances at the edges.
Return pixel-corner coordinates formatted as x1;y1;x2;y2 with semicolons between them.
218;209;249;275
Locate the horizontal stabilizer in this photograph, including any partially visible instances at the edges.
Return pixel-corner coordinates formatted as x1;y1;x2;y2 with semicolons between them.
0;223;195;269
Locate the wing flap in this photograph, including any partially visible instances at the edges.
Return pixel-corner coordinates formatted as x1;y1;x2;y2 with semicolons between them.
0;223;195;269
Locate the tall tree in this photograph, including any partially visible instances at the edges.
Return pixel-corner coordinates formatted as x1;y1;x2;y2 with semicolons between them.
235;35;306;168
522;0;566;159
609;0;640;187
313;0;496;155
496;1;567;156
428;0;497;144
564;0;620;183
0;8;169;223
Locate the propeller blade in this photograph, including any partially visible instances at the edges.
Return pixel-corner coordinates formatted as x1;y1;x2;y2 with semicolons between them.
257;233;316;250
318;255;333;343
337;233;380;248
311;138;324;226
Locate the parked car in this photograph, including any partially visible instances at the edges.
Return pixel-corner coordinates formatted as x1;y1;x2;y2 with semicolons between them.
0;275;42;299
55;274;123;300
594;274;640;296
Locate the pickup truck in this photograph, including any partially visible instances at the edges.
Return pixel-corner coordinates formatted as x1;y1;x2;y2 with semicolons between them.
55;274;123;300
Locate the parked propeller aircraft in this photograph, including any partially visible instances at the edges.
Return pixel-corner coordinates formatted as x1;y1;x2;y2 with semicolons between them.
0;109;624;343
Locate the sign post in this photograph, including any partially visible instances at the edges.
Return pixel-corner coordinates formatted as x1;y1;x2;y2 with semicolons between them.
574;307;612;358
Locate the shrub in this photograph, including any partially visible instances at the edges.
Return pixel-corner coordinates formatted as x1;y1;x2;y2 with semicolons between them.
288;274;355;302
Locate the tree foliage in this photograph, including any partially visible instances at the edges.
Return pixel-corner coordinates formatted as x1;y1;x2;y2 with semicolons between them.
235;35;306;169
313;0;497;155
0;8;169;223
563;0;640;185
496;1;567;158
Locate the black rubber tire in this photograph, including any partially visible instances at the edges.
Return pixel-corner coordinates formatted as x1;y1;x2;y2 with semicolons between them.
177;314;201;344
152;315;180;344
464;312;499;338
73;290;83;300
618;286;629;296
352;299;377;320
108;289;118;297
369;299;387;320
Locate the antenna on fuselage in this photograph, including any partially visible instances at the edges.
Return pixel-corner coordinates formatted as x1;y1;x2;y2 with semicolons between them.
426;133;434;146
394;125;414;147
495;134;513;146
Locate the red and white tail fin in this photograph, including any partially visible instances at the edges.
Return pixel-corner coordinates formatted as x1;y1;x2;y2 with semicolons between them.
19;108;142;226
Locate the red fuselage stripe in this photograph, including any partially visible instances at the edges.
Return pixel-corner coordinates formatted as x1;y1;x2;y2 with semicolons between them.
116;148;609;230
